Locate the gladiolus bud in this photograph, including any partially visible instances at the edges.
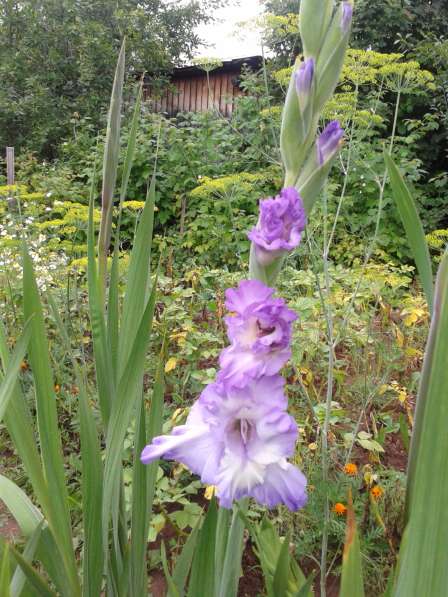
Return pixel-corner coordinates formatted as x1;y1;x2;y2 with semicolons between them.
341;1;353;33
317;120;344;165
295;58;315;113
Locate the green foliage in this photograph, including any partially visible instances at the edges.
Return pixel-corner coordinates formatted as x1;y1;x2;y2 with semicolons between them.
0;0;219;156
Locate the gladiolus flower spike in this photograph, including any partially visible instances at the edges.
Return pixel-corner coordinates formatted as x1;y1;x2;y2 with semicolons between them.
141;279;307;512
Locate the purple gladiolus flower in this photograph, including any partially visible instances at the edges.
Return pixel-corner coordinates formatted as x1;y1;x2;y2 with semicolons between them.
341;1;353;33
295;58;315;107
316;120;344;166
248;187;307;265
141;375;308;511
218;280;297;387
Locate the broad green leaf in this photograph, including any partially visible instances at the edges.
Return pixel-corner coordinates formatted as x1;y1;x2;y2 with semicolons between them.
97;39;125;293
22;249;80;596
187;499;218;597
0;321;31;423
385;152;434;312
395;254;448;596
339;495;365;597
272;532;291;597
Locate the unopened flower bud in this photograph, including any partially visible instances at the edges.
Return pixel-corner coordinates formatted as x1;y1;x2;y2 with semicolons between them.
341;1;353;33
317;121;344;165
295;58;315;112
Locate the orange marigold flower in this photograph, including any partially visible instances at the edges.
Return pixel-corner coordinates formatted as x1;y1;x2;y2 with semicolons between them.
370;485;384;500
333;502;347;516
344;463;358;476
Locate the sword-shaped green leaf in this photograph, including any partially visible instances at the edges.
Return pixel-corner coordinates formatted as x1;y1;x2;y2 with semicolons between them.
395;254;448;596
385;152;434;313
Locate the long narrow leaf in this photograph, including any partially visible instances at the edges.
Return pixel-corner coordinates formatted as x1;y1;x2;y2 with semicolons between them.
0;321;31;423
5;542;56;597
339;494;365;597
0;544;10;597
218;500;247;597
187;499;218;597
0;324;48;515
10;522;43;597
118;175;156;376
97;40;126;293
46;292;104;597
395;254;448;596
87;188;116;424
22;249;80;596
385;152;434;312
102;281;157;557
272;532;291;597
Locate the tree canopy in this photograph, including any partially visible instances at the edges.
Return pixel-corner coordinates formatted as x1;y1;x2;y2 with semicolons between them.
0;0;221;155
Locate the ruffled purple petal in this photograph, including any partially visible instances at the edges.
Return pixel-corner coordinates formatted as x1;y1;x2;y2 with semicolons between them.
250;462;308;511
248;187;307;262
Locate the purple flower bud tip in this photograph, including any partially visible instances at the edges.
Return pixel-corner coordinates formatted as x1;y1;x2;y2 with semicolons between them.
295;57;315;99
317;120;344;166
341;1;353;33
248;187;307;265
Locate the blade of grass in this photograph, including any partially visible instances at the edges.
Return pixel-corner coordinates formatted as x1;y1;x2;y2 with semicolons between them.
22;247;80;596
385;152;434;313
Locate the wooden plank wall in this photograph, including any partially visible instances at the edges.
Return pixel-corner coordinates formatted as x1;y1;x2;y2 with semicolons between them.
146;71;243;117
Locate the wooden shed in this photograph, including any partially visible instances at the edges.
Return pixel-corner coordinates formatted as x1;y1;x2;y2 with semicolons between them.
144;56;263;118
